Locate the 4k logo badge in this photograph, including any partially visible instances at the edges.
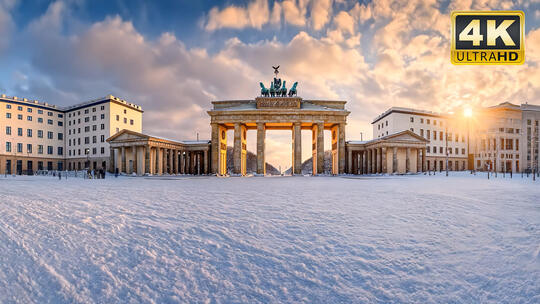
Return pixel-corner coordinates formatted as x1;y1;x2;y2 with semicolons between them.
451;11;524;65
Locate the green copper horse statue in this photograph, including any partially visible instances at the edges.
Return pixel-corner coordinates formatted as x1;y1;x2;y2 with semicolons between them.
260;82;269;97
269;82;276;97
288;82;298;97
279;81;287;97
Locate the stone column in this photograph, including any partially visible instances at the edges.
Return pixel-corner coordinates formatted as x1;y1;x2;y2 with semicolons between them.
180;151;185;174
210;123;219;174
367;149;372;174
191;152;197;175
392;147;398;173
143;145;149;174
338;123;346;174
109;147;115;172
316;122;324;174
363;151;367;175
406;147;411;173
121;146;126;173
382;147;387;174
137;146;145;175
372;148;376;174
293;122;302;175
168;149;173;174
172;149;178;174
132;146;137;174
233;123;242;175
347;147;352;174
257;123;266;175
204;150;208;174
377;148;382;173
422;148;426;172
417;148;421;172
157;147;163;175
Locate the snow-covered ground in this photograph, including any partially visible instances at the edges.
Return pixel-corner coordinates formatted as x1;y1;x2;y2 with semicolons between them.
0;173;539;303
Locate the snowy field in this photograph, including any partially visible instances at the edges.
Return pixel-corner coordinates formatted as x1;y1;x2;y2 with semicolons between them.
0;173;539;303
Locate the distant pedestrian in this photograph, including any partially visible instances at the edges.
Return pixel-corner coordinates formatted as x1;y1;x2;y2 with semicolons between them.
115;168;119;178
58;172;61;180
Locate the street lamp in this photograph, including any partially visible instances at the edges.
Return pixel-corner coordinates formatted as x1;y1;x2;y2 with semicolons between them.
464;107;472;173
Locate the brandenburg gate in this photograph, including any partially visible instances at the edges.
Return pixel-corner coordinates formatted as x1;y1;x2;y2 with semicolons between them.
208;97;350;175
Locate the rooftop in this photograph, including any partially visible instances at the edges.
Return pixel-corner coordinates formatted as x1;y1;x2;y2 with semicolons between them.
0;94;142;112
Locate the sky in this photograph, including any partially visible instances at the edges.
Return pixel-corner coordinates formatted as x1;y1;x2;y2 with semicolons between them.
1;0;540;170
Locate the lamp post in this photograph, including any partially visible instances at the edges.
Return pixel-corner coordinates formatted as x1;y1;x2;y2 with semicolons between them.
464;107;472;173
445;124;449;177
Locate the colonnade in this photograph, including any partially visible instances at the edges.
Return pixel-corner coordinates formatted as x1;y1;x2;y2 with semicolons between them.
211;122;346;175
347;146;427;174
110;145;208;176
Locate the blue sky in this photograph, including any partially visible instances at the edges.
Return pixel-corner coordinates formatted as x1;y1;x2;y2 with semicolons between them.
1;0;539;168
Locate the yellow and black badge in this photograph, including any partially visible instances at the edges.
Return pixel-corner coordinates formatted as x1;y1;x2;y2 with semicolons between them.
451;11;524;65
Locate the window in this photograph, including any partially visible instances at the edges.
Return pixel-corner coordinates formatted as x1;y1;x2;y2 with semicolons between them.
58;121;63;126
92;115;96;121
130;119;134;125
123;117;127;124
85;117;90;122
385;121;388;126
69;121;71;126
101;147;105;154
58;114;63;118
101;124;105;130
27;116;32;121
420;118;424;123
440;131;443;140
448;133;452;142
410;117;414;123
6;113;11;119
6;142;11;152
434;120;437;125
38;117;43;123
6;126;11;135
100;135;105;142
85;137;90;144
17;128;22;136
116;115;119;121
47;146;53;155
47;119;53;125
455;148;458;155
78;128;81;134
58;147;63;155
123;109;127;114
38;130;43;138
410;128;414;132
77;138;81;145
27;129;32;137
17;106;22;111
433;131;436;140
48;111;53;116
92;107;96;112
92;136;96;144
84;109;89;114
17;114;22;120
101;106;105;110
6;104;11;109
38;109;43;114
17;143;23;153
427;119;430;124
462;148;466;155
92;125;97;131
440;147;443;153
58;133;63;140
85;126;90;132
420;129;424;137
27;144;32;154
38;145;43;154
427;146;430;153
92;147;97;155
78;118;80;123
101;114;105;119
47;131;53;139
27;108;32;113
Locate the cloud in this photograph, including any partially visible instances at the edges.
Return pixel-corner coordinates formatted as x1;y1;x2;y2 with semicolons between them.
0;0;16;53
310;0;333;30
205;0;269;31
